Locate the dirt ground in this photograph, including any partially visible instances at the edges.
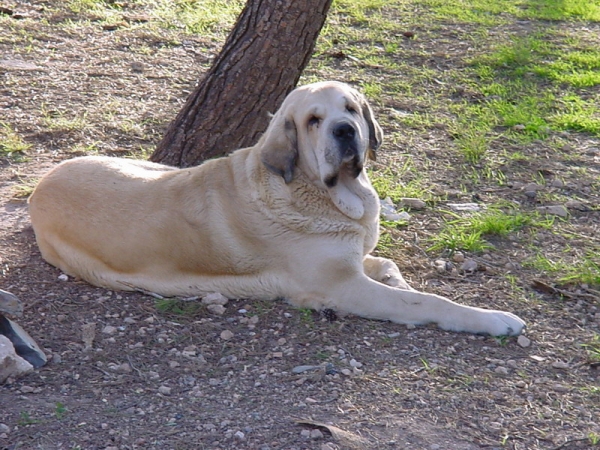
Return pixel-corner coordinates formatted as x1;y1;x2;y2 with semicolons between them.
1;1;600;449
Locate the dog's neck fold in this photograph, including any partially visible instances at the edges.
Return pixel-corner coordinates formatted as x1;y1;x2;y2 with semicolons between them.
328;170;373;220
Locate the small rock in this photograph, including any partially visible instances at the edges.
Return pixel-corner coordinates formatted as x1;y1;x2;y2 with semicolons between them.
460;259;478;273
447;203;481;212
202;292;228;306
512;124;526;131
536;205;568;218
81;323;96;349
400;198;427;210
553;383;569;393
207;304;226;315
158;385;172;395
234;431;245;440
101;325;117;335
57;274;69;282
220;330;234;341
550;179;564;188
433;259;445;273
349;359;362;368
293;365;321;374
300;430;311;438
552;361;569;370
452;252;465;263
495;366;509;375
517;335;531;348
565;200;589;211
310;429;324;439
341;368;352;376
0;423;10;433
0;335;33;382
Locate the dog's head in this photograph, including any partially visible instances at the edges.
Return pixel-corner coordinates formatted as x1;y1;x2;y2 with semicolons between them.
261;81;383;219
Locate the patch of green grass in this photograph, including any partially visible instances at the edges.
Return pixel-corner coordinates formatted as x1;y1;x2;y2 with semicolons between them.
429;207;534;253
370;165;437;204
154;0;244;34
581;334;600;363
0;122;31;160
18;411;39;426
551;94;600;135
155;298;202;317
41;109;88;132
11;177;38;198
421;0;600;23
524;251;600;286
68;0;244;33
55;402;67;419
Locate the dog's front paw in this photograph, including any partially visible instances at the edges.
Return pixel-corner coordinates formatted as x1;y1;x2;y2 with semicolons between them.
481;310;526;336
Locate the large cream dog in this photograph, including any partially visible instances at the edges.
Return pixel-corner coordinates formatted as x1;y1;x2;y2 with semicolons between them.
29;81;525;336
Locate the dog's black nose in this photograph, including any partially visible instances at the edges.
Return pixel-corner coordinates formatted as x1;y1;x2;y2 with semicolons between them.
333;123;355;141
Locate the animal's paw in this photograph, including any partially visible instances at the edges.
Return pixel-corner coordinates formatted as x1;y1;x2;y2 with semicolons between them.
481;310;526;336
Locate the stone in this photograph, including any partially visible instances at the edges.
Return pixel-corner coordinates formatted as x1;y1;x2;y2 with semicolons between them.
536;205;569;218
158;385;172;395
400;198;427;210
81;323;96;349
517;335;531;348
452;252;465;263
460;259;478;273
207;304;226;315
433;259;447;273
220;330;234;341
447;203;481;212
552;361;569;370
0;289;23;317
102;325;117;335
310;429;324;439
202;292;228;306
0;335;33;382
0;316;47;368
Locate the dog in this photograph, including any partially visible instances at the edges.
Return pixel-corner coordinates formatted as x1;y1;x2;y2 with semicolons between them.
28;81;525;336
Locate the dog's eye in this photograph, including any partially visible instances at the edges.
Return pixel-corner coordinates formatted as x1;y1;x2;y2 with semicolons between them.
308;115;321;126
346;105;357;114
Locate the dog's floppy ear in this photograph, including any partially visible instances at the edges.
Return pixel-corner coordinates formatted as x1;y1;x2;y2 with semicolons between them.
260;113;298;184
360;94;383;161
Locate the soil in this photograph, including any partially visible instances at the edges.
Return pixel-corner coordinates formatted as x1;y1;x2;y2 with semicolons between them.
1;2;599;450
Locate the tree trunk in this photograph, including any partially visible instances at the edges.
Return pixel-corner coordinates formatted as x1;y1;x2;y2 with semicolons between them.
151;0;333;167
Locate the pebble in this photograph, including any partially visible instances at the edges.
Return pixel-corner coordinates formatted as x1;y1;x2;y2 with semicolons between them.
517;335;531;348
207;304;226;315
452;252;465;263
57;274;69;282
433;259;447;273
536;205;569;218
460;259;478;273
220;330;234;341
202;292;228;306
400;198;427;210
551;361;569;369
565;200;588;211
495;366;509;375
310;429;324;439
101;325;117;335
234;431;245;440
447;203;481;212
553;383;569;393
158;385;172;395
349;359;362;368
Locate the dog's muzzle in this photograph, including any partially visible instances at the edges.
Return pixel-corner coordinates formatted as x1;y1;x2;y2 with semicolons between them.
324;123;363;188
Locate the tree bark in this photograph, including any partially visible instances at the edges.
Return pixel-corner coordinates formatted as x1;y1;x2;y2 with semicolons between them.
151;0;333;167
